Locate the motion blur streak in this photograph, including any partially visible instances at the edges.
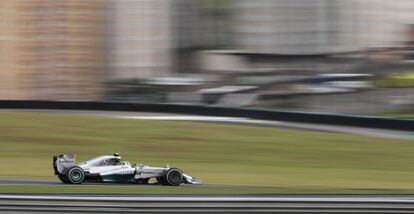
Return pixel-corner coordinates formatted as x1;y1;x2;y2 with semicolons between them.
1;195;414;213
117;115;414;139
0;0;413;117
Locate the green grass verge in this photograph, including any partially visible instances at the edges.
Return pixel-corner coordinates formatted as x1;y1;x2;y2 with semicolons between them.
381;112;414;119
0;111;413;194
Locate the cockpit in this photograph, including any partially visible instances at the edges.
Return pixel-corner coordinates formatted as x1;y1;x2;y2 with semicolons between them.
100;158;121;166
79;154;127;168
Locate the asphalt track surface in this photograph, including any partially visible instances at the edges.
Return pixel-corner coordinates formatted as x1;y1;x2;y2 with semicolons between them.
1;194;414;213
0;178;231;188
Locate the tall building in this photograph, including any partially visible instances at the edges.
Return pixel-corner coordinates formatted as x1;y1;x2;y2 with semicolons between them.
337;0;414;51
0;0;107;100
233;0;414;54
0;1;23;99
107;0;174;79
174;0;234;50
233;0;338;54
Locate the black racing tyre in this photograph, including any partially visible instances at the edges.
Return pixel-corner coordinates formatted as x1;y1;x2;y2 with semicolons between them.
165;168;183;186
156;177;167;185
136;178;149;184
58;174;71;184
65;166;85;184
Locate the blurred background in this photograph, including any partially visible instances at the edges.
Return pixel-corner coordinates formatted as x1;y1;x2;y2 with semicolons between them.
1;0;414;117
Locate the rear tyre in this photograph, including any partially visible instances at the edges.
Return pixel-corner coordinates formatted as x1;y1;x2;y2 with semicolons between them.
165;168;183;186
136;178;149;184
65;166;85;184
58;174;71;184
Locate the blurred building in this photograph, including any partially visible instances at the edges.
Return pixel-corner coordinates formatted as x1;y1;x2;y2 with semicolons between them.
173;0;235;74
106;0;233;79
107;0;174;80
233;0;414;54
337;0;414;52
0;0;107;100
1;0;413;105
174;0;234;50
233;0;337;54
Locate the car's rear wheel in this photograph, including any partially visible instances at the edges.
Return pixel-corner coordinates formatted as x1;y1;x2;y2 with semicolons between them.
136;178;149;184
65;166;85;184
58;174;71;184
165;168;183;186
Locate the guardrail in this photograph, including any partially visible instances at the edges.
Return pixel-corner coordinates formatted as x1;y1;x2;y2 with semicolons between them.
1;195;414;213
0;100;412;131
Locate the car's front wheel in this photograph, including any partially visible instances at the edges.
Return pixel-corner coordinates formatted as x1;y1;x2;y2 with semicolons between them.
165;168;183;186
65;166;85;184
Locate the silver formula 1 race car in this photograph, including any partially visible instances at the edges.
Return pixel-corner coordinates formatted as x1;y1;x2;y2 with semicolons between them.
53;153;201;186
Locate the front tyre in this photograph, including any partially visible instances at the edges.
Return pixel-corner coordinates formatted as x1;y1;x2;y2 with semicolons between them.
66;166;85;184
165;168;183;186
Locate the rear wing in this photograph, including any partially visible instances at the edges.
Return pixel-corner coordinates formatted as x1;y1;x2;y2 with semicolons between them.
53;154;75;175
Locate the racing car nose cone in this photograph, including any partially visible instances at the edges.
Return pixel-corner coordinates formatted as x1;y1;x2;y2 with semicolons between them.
190;178;202;185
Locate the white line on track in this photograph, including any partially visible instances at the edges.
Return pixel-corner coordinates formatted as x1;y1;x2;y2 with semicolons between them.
1;195;414;203
116;115;414;140
117;115;279;124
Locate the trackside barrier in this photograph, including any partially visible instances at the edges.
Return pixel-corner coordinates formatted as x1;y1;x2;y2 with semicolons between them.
1;195;414;213
0;100;412;131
